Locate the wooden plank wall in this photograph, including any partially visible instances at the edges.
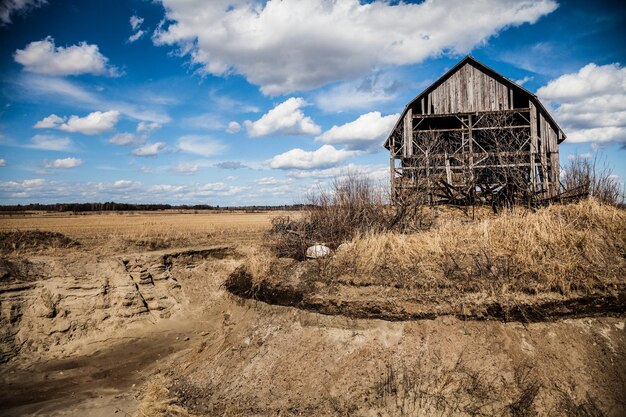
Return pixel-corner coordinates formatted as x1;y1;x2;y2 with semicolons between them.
403;109;413;157
422;63;512;114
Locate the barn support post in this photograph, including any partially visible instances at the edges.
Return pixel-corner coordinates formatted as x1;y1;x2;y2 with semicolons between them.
529;102;538;195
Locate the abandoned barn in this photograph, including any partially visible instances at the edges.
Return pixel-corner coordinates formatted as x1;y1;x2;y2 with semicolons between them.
384;56;566;206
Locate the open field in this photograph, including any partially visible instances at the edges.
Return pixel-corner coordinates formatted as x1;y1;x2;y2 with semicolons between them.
0;210;295;254
0;207;625;416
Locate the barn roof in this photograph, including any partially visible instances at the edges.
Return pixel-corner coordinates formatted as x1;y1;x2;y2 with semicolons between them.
383;56;566;149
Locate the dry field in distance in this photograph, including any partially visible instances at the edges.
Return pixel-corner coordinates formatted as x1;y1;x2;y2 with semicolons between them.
0;210;296;254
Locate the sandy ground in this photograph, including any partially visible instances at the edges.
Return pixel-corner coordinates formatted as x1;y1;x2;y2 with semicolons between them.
0;211;624;416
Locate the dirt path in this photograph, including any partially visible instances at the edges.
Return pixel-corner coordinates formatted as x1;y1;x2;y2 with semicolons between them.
0;321;197;417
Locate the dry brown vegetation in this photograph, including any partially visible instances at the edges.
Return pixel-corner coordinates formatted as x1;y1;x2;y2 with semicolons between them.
331;199;625;295
234;191;626;321
0;211;284;255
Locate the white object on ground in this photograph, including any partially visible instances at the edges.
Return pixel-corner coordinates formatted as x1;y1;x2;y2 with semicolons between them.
306;244;331;259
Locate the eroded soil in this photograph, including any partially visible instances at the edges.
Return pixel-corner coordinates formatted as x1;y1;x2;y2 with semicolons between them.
0;235;625;416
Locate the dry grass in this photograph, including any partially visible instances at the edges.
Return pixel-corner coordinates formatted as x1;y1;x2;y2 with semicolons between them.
0;211;290;255
134;375;196;417
330;199;625;295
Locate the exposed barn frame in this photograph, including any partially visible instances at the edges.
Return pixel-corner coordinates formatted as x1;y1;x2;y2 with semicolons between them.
384;56;566;207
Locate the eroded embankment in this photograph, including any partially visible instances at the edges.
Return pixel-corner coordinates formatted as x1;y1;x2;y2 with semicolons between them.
0;245;235;363
225;260;626;322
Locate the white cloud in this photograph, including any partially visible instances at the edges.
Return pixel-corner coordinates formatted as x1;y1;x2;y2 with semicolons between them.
268;144;355;170
136;121;161;133
109;132;145;146
128;30;145;43
177;135;226;157
285;163;386;180
537;63;626;143
43;157;82;169
130;15;144;31
226;121;241;134
0;178;46;191
514;76;533;86
315;111;398;151
34;110;120;135
33;114;64;128
244;98;320;137
0;159;6;167
112;179;136;188
132;142;166;157
0;0;46;25
154;0;557;95
255;177;291;186
27;134;74;151
14;36;120;77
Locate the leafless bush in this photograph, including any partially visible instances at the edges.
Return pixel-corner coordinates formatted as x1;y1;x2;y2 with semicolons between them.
562;154;623;205
268;171;388;259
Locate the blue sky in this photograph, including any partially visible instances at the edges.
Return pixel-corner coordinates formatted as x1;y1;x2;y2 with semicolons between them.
0;0;624;205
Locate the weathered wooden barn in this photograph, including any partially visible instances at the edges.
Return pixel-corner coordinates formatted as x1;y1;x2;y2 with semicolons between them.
384;56;565;206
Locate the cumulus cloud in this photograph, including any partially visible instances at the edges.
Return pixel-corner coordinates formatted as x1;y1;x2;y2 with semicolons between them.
226;121;241;134
0;178;47;193
132;142;166;156
14;37;120;77
136;121;161;133
109;132;145;146
315;111;398;151
43;157;82;169
0;0;46;25
268;144;355;170
33;114;64;128
537;63;626;143
154;0;557;95
26;134;74;151
177;135;225;157
34;110;121;135
244;98;320;137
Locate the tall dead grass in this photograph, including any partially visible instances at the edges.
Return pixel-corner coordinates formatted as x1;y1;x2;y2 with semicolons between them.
330;199;625;295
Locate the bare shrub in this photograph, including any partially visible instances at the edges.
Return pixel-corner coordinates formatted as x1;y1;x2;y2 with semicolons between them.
562;154;623;205
268;171;388;259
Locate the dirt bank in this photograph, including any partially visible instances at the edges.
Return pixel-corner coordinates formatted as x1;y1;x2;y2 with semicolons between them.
0;229;624;416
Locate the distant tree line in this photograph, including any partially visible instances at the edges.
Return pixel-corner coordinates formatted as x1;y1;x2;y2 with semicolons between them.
0;202;310;213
